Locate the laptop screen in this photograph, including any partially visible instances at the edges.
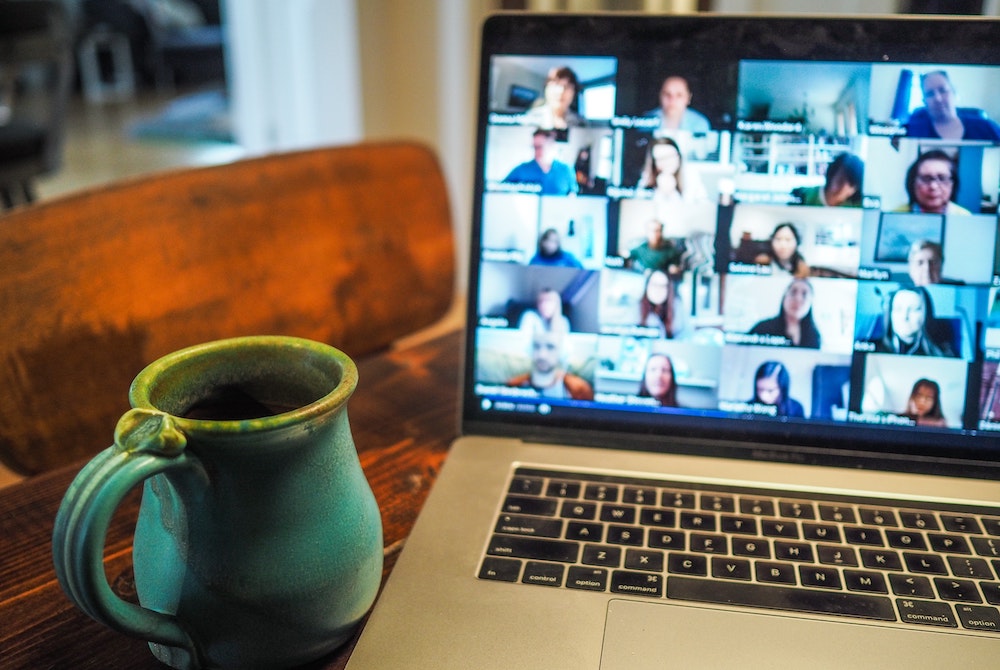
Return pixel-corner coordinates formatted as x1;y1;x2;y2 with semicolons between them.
463;14;1000;474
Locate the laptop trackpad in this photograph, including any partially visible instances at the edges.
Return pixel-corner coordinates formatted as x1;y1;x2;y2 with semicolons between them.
600;599;991;669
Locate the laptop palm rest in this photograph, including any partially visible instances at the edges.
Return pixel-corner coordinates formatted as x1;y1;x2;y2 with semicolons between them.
600;599;991;669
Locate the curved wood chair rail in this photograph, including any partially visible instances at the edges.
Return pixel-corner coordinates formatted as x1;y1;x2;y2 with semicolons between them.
0;141;455;475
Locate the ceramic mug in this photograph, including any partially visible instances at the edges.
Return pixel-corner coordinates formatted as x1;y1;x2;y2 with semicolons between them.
52;336;383;670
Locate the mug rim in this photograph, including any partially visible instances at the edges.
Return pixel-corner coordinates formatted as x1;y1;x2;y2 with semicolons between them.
128;335;358;434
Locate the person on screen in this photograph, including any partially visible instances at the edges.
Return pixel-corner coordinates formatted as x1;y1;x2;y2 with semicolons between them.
749;361;805;418
644;75;711;133
637;136;707;205
899;378;947;427
791;153;864;208
503;129;579;196
529;228;582;268
754;222;810;278
505;328;593;400
518;287;571;335
894;150;970;215
638;269;686;339
906;239;963;287
748;278;822;349
522;66;585;130
638;353;679;407
905;70;1000;141
627;219;684;275
873;286;956;357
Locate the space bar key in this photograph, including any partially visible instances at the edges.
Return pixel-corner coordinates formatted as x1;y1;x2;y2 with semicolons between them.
667;577;897;621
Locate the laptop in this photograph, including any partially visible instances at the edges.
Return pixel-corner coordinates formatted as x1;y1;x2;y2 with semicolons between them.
347;13;1000;669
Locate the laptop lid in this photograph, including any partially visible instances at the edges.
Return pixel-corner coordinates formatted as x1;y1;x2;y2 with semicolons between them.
461;12;1000;479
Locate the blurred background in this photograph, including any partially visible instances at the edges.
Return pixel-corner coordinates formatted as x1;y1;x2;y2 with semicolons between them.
3;0;998;279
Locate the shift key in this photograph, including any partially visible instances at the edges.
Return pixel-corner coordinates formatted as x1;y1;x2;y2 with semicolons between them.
487;534;580;563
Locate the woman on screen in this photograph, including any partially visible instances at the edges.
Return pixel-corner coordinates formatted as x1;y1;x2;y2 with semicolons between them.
638;353;679;407
873;286;957;357
894;150;970;215
522;66;584;130
748;278;822;349
900;378;947;427
791;153;864;208
638;269;685;339
754;222;810;278
749;361;805;418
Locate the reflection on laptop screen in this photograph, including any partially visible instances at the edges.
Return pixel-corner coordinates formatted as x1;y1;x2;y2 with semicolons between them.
466;16;1000;471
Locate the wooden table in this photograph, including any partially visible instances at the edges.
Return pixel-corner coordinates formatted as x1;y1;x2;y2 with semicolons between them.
0;329;462;669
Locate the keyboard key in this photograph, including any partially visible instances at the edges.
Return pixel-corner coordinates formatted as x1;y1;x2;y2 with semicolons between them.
983;518;1000;537
803;523;841;543
941;515;982;534
899;511;939;531
721;515;758;535
689;533;727;554
623;487;656;505
503;495;557;516
662;490;696;509
889;574;935;599
522;561;564;587
584;483;619;502
859;508;898;527
509;476;544;495
928;533;970;555
860;548;903;571
762;519;799;539
566;566;608;592
546;481;581;498
701;494;735;513
565;521;603;542
479;557;521;582
611;570;663;597
904;552;949;575
774;541;814;562
680;512;717;531
581;544;621;568
732;537;770;558
712;557;752;581
819;504;857;524
956;604;1000;633
818;545;858;567
896;599;958;628
640;508;676;527
495;514;563;538
934;578;982;603
756;561;796;585
973;537;1000;558
844;526;884;546
885;530;927;551
600;504;637;524
779;500;816;520
487;535;579;563
625;548;664;572
560;500;597;520
607;525;644;546
800;566;842;590
982;582;1000;605
647;530;685;551
668;577;896;621
668;553;707;576
844;570;888;594
740;497;776;516
948;556;994;580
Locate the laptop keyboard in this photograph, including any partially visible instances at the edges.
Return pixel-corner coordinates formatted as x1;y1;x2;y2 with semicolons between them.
477;466;1000;634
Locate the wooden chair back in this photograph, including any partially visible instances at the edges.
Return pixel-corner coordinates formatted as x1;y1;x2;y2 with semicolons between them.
0;141;455;475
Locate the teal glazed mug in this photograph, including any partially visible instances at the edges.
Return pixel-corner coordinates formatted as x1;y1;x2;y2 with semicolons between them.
52;336;383;670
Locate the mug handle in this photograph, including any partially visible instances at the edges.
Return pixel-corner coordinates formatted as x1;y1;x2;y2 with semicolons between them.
52;408;208;666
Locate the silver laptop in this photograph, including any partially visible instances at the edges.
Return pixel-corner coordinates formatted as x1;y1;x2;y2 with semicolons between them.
347;13;1000;669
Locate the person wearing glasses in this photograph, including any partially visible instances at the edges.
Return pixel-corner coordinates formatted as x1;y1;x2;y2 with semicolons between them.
894;149;970;215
